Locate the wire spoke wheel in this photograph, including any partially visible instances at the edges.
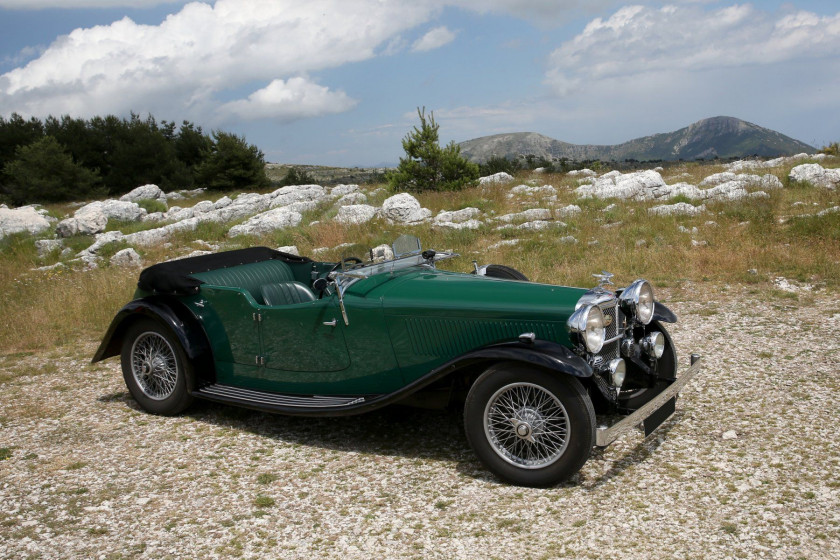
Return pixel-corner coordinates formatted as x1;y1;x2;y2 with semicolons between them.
130;332;179;400
484;382;570;469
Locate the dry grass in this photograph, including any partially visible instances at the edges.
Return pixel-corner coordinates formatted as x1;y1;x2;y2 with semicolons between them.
1;157;837;355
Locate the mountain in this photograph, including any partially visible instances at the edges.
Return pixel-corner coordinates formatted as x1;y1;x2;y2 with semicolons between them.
458;117;816;163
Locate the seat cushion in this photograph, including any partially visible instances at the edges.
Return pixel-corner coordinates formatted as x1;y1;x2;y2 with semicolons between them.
190;259;295;303
261;281;316;306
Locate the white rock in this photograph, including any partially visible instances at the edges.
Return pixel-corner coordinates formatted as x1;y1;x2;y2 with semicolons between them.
749;191;770;199
120;184;166;203
380;193;431;224
227;208;303;237
699;172;738;187
648;203;707;217
567;168;596;177
515;220;563;231
488;239;520;250
370;244;395;262
704;181;748;201
575;170;667;201
57;203;108;237
335;204;378;225
478;172;514;185
100;200;147;222
722;430;738;440
164;206;195;222
496;208;552;223
435;207;481;224
435;219;482;230
214;196;233;209
110;248;143;268
335;192;367;207
77;231;125;256
35;239;64;258
331;184;360;197
33;262;67;272
0;206;52;239
270;184;328;209
788;163;840;189
691;239;708;247
559;235;578;244
760;174;784;190
509;184;557;197
556;205;582;218
192;200;216;214
817;206;840;216
278;245;300;256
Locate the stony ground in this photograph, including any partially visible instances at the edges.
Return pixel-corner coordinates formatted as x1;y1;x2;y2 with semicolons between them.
1;283;839;559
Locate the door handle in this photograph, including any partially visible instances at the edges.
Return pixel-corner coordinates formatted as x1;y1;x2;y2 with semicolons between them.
323;318;337;327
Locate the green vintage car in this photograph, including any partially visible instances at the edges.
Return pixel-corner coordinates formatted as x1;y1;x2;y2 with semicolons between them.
93;235;701;486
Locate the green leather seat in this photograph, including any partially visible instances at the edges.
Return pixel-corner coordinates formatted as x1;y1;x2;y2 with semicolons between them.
260;281;317;306
191;259;295;304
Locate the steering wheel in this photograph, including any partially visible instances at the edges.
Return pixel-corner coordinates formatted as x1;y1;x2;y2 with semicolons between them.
328;256;363;273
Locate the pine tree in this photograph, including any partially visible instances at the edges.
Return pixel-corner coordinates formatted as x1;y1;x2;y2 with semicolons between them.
195;131;269;191
388;107;479;192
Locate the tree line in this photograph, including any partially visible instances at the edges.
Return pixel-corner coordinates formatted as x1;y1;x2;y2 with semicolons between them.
0;113;268;206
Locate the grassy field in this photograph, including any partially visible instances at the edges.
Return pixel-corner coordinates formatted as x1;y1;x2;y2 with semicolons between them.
0;157;838;355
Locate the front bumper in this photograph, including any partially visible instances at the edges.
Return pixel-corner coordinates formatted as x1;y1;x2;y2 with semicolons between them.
595;354;702;447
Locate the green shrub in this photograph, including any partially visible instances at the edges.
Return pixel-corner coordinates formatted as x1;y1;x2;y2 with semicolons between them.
388;107;479;192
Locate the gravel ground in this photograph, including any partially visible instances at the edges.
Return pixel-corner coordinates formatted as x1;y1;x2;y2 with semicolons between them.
1;283;839;559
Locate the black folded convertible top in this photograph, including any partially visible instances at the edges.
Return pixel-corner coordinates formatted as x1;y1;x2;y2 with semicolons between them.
137;246;311;296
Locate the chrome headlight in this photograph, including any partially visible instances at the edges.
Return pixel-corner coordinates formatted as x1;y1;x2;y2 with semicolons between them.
608;358;626;387
619;279;655;325
642;332;665;358
568;304;606;353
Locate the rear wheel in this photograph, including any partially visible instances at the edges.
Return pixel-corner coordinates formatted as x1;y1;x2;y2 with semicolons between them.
464;363;595;487
121;319;194;415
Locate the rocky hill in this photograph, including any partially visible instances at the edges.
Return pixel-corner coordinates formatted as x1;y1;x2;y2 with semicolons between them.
459;116;816;163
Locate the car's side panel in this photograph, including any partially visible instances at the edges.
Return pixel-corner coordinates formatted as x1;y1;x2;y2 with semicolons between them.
379;270;585;384
195;287;260;370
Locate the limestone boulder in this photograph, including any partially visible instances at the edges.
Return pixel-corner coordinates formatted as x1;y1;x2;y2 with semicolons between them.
120;184;166;203
648;203;707;217
335;204;378;225
478;172;514;185
0;206;52;239
434;208;481;224
110;248;143;268
270;184;328;209
380;193;431;224
496;208;551;223
227;208;302;237
788;163;840;189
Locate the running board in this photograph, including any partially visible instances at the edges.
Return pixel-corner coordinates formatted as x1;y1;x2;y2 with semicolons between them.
193;383;379;415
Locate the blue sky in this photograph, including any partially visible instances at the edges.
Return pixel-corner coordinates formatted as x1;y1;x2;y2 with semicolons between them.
1;0;838;167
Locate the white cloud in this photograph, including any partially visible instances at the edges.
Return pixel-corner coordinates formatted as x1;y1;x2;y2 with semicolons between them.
546;4;840;95
0;0;184;7
412;26;456;52
218;77;357;122
0;0;434;122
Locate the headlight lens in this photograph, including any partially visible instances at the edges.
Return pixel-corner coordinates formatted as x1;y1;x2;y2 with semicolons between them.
620;279;655;325
642;332;665;358
568;304;606;353
608;358;626;387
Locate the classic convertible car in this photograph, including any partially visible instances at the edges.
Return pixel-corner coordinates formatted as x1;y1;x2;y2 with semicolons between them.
93;235;701;486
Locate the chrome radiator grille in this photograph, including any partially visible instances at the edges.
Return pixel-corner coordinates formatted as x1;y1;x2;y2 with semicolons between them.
598;300;624;361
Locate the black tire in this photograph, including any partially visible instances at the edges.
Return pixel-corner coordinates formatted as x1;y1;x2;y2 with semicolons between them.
474;264;529;281
618;322;678;410
464;363;595;487
120;318;194;416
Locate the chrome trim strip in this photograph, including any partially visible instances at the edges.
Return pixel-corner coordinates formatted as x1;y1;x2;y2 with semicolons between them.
196;384;367;408
595;356;702;447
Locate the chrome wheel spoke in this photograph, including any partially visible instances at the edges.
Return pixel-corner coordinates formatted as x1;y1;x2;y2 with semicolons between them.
484;382;569;469
130;332;179;400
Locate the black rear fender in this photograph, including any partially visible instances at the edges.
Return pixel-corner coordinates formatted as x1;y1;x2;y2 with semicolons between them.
91;296;215;383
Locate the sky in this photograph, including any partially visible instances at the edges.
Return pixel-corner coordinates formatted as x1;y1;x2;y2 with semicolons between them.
0;0;838;167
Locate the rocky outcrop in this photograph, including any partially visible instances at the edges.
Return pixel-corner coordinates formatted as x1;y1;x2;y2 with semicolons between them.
648;203;707;217
120;184;166;204
380;193;431;224
110;248;143;268
335;204;378;225
788;163;840;189
227;208;303;237
478;172;514;185
0;205;52;239
496;208;552;223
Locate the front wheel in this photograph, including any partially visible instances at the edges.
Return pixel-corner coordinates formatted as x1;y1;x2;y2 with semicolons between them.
464;363;595;487
120;318;194;415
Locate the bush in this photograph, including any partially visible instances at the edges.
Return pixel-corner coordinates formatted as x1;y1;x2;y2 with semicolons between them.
479;156;521;176
388;107;479;192
279;167;314;187
2;136;103;204
820;142;839;156
195;131;269;192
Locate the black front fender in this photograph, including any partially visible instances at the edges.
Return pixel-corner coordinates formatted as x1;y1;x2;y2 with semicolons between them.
443;339;593;378
653;301;677;323
91;296;214;381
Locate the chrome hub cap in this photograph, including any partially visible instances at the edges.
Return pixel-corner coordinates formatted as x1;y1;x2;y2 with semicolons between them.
484;382;569;469
130;332;178;400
